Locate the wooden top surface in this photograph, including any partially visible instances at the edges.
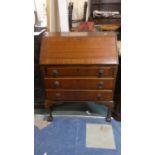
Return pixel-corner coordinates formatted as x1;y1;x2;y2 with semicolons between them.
40;32;118;65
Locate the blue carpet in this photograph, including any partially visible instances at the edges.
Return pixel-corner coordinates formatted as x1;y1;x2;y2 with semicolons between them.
34;116;121;155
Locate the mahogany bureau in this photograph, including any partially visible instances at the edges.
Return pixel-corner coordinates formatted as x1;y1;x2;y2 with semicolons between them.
39;32;118;122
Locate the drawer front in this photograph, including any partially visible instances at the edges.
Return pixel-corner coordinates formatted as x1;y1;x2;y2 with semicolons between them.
45;67;115;77
94;19;121;25
46;90;113;101
44;78;114;90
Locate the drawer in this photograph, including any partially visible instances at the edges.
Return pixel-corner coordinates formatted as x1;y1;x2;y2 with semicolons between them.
44;78;114;90
45;67;115;77
94;19;121;25
46;90;113;101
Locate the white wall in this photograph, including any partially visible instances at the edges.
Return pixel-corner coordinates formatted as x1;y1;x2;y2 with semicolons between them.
67;0;90;21
34;0;47;26
48;0;69;32
58;0;69;32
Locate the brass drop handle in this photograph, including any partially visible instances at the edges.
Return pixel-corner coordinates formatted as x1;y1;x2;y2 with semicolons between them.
55;93;61;99
96;93;102;100
98;69;104;77
53;81;60;88
52;70;59;77
97;81;104;89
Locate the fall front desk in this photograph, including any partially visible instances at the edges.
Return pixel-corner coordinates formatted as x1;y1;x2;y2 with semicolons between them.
39;32;119;122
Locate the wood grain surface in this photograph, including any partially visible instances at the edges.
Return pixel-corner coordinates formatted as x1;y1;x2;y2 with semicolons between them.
40;32;118;65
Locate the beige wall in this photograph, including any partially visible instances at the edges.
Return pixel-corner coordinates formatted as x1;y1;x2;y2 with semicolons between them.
47;0;60;32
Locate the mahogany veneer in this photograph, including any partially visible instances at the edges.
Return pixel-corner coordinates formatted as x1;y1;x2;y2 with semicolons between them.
40;32;118;122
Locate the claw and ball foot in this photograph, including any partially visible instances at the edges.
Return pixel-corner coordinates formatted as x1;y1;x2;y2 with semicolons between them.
47;110;53;122
106;109;111;122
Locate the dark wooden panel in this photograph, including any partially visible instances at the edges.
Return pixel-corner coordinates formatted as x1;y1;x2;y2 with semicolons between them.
92;0;121;4
46;90;113;101
113;56;121;121
44;78;114;90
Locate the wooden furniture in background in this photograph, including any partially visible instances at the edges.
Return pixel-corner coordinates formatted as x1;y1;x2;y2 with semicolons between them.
89;0;121;40
40;32;118;122
89;0;121;20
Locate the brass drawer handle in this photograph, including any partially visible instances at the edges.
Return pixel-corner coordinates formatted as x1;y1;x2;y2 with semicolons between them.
98;69;104;77
53;81;60;88
52;70;59;77
55;93;61;99
97;81;104;89
96;93;102;100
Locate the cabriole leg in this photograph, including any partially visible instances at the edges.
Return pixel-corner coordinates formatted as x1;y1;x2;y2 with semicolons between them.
45;100;54;122
106;108;111;122
47;108;53;122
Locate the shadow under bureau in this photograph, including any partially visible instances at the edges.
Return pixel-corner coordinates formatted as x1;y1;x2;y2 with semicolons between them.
39;32;118;122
